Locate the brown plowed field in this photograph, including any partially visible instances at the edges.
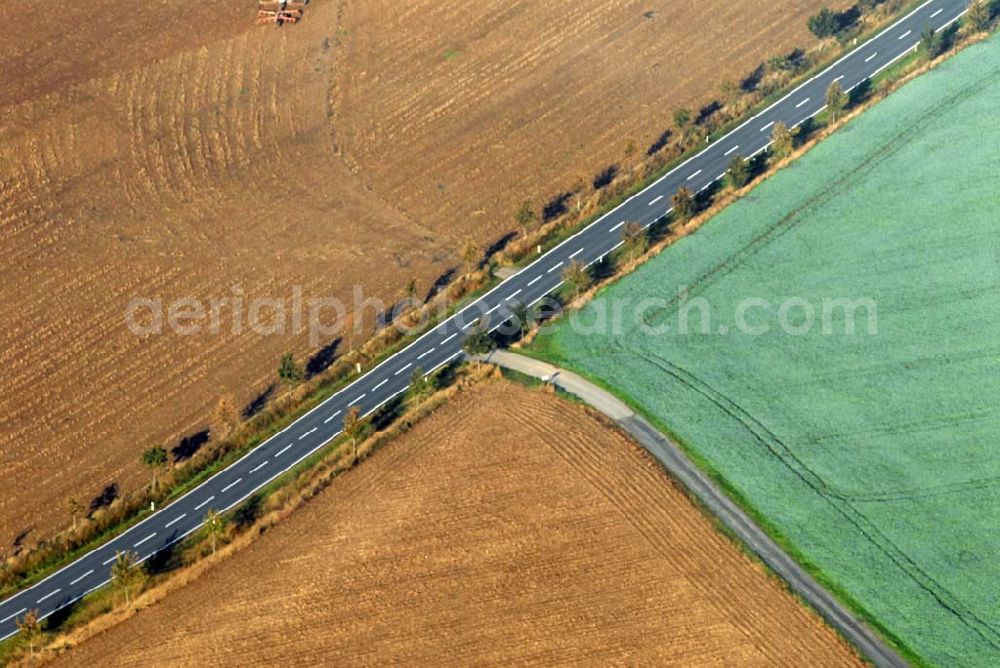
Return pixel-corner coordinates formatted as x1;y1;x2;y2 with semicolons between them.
0;0;835;549
54;381;861;666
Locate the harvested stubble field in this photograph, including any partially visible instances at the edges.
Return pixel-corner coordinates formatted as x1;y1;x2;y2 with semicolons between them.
0;0;834;551
532;32;1000;666
52;380;860;666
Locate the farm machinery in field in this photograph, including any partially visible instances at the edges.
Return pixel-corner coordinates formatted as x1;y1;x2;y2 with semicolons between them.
256;0;306;26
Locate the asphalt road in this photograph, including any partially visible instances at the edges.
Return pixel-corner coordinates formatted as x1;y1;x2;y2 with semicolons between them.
482;350;907;668
0;0;971;644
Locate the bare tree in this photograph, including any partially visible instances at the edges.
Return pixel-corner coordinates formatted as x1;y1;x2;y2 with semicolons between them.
621;222;648;263
771;121;794;158
671;187;696;222
111;550;147;608
967;0;991;32
461;240;482;273
342;405;364;462
67;497;82;531
726;155;750;190
16;609;41;659
562;260;592;299
826;81;848;123
204;509;227;555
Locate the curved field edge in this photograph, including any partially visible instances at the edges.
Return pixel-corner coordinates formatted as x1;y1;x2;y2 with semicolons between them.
528;31;1000;667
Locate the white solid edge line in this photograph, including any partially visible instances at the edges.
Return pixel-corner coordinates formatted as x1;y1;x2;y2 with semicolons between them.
0;0;953;625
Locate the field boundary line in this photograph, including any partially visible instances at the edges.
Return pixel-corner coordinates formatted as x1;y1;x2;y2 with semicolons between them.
480;350;907;668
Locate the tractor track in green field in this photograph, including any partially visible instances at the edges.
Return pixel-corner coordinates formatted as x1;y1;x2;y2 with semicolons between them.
639;67;1000;330
626;347;1000;650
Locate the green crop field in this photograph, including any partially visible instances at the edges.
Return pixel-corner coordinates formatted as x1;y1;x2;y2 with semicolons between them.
531;34;1000;666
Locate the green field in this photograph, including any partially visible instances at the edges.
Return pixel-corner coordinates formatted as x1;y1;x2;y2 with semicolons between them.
531;34;1000;666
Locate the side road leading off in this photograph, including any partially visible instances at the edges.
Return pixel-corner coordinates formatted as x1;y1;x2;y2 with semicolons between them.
481;351;906;668
0;0;971;645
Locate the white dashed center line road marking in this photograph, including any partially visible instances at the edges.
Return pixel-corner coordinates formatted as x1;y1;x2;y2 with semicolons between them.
547;262;563;274
507;289;523;301
372;379;388;392
760;120;775;132
417;348;435;360
724;145;740;156
70;569;95;586
37;589;61;604
527;275;542;286
687;169;702;181
324;410;342;424
795;97;810;109
443;332;459;344
833;74;845;82
648;194;664;206
251;461;269;474
133;533;156;548
394;362;413;376
931;8;943;18
299;427;317;440
165;513;186;528
194;495;215;511
220;479;242;494
610;221;625;232
275;444;293;458
899;29;912;39
865;52;878;63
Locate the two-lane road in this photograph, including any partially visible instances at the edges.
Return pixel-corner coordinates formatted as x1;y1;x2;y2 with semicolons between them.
0;0;971;646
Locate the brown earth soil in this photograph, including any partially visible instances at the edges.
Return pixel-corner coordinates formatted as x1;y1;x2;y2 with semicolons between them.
52;380;862;666
0;0;836;550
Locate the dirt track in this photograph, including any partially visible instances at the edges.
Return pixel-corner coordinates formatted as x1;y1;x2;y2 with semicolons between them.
0;0;835;550
52;380;861;666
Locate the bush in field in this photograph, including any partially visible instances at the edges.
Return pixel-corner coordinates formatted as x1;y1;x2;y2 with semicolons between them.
141;445;168;494
808;8;840;38
278;352;303;384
